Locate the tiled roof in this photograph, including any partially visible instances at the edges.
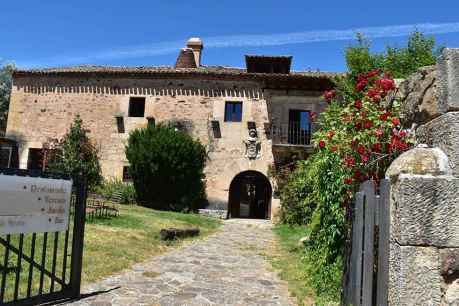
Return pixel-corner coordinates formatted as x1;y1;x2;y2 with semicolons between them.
13;65;341;90
14;65;340;79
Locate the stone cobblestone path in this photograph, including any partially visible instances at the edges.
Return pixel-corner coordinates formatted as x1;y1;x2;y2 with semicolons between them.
63;219;295;306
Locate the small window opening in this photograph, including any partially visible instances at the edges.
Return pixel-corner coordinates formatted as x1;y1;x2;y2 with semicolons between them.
224;102;243;122
123;166;132;182
128;97;145;117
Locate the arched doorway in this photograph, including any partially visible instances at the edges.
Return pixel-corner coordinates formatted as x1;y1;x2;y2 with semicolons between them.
228;171;272;219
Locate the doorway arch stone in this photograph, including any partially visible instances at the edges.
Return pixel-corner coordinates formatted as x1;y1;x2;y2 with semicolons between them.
228;170;272;219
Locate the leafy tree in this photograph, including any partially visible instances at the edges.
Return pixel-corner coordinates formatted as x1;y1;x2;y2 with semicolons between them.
125;124;207;211
0;63;14;134
47;115;102;188
345;31;440;81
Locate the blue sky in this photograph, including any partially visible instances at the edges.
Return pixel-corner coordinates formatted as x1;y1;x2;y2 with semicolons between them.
2;1;459;72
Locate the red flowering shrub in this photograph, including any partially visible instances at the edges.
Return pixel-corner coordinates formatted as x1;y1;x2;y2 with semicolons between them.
287;71;414;300
317;71;412;195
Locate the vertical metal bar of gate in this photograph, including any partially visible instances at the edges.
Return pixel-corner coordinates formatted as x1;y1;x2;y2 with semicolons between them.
69;178;88;298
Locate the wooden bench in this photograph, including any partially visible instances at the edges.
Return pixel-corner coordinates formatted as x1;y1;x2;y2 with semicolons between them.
85;193;120;220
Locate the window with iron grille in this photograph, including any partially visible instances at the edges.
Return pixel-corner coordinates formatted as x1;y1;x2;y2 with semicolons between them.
128;97;146;117
224;102;243;122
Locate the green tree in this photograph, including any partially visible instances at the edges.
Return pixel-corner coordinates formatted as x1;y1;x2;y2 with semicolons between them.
48;115;102;188
125;124;207;211
345;31;440;81
0;63;14;134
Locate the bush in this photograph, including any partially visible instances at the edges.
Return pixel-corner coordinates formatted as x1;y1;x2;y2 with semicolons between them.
47;115;102;189
279;32;439;302
125;124;207;211
279;157;318;225
94;178;136;204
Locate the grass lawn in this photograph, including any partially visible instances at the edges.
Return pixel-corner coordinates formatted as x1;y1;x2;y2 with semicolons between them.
269;224;316;306
0;205;221;303
83;205;221;283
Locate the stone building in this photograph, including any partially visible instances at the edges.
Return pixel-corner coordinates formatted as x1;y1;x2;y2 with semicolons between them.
5;38;335;220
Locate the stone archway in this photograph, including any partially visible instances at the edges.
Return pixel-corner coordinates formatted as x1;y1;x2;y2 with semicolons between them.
228;171;272;219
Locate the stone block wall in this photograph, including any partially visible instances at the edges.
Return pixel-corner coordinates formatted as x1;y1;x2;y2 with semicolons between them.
6;74;325;219
388;48;459;305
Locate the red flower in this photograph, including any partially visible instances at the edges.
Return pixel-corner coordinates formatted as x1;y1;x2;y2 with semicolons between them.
375;78;395;91
357;145;366;155
391;117;400;126
367;88;379;97
354;99;362;109
310;112;317;122
386;143;393;153
319;140;326;149
327;131;335;139
355;122;362;130
375;128;384;137
371;143;382;153
399;130;408;138
356;79;368;92
324;90;336;102
360;154;369;162
353;170;362;181
379;112;391;121
344;178;353;185
364;120;373;129
366;70;380;78
397;141;409;151
344;156;356;167
331;145;338;152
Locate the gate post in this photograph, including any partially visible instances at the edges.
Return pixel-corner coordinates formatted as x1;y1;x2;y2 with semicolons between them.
69;178;88;298
386;146;456;305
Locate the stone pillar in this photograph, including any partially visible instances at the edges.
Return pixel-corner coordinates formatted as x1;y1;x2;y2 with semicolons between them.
386;146;459;305
386;48;459;305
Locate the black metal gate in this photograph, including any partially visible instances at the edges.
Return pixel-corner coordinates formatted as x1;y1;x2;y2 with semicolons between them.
0;168;87;305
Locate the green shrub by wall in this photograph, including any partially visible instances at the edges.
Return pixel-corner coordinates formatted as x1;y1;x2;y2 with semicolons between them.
125;124;207;212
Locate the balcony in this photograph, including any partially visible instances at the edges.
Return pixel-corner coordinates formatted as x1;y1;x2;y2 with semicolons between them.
271;122;314;149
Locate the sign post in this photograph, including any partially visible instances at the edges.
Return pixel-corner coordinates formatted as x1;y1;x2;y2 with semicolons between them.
0;175;73;234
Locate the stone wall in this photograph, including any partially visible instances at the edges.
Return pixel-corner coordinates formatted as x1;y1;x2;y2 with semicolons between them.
388;49;459;305
6;74;325;220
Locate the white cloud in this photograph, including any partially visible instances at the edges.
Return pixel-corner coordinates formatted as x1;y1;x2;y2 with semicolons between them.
17;22;459;68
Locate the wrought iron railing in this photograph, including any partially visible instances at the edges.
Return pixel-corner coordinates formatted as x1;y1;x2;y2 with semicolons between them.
271;122;312;146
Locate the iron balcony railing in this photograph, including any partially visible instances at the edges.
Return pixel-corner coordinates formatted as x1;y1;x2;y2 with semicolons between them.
271;121;312;146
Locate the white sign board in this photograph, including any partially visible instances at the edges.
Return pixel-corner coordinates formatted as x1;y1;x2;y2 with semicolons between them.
0;175;73;234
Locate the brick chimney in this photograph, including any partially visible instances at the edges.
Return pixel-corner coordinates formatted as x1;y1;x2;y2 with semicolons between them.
186;37;203;67
175;48;197;68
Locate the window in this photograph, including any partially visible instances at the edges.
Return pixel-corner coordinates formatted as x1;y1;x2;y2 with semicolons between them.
224;102;243;122
123;166;132;182
0;147;12;168
128;97;145;117
288;109;311;145
27;148;45;170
